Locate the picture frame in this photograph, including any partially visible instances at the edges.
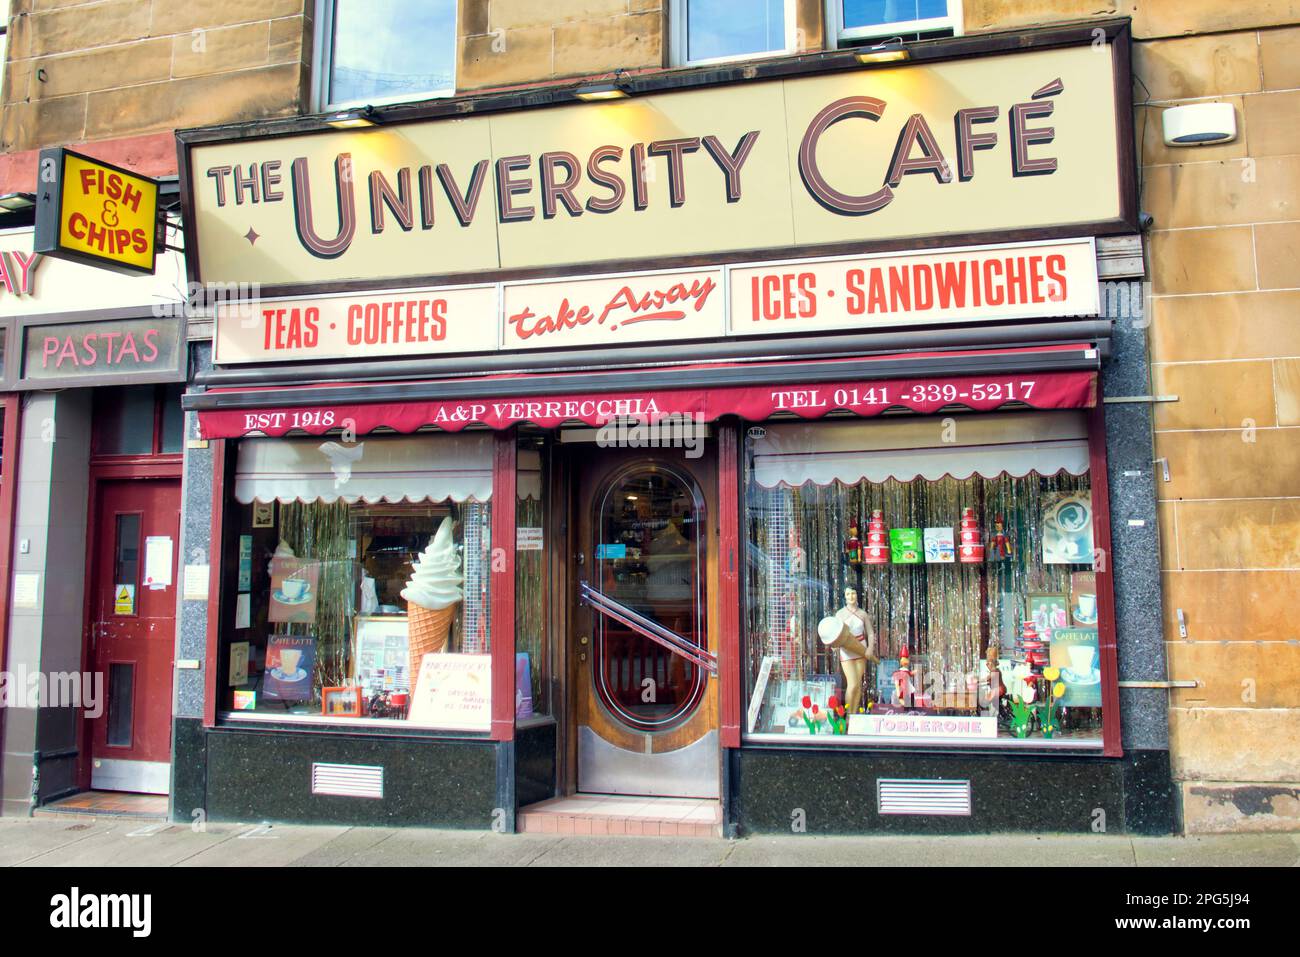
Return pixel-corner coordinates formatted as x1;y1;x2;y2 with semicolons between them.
252;501;275;528
322;686;364;717
353;614;412;696
1026;593;1071;638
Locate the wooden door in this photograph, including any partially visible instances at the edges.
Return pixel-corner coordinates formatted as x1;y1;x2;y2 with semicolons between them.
570;445;719;798
88;479;181;793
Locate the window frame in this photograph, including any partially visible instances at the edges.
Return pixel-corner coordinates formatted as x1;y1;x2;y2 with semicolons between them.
825;0;963;47
669;0;799;69
311;0;458;113
738;407;1113;752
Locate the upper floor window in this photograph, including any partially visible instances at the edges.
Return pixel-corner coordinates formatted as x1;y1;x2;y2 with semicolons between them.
670;0;796;67
828;0;961;45
313;0;457;111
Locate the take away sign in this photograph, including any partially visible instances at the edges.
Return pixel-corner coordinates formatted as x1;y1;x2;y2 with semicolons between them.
34;148;161;275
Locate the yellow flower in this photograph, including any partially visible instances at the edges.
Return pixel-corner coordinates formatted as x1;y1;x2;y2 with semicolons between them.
1053;682;1066;698
1043;667;1060;681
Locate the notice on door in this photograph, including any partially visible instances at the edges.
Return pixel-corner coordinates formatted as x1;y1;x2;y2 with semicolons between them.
12;573;39;608
114;584;135;615
144;536;173;589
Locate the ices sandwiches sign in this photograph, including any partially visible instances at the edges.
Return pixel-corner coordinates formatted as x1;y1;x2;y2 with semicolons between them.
213;239;1098;364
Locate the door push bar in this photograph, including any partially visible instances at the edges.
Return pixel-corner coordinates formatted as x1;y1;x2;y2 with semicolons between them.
579;582;718;676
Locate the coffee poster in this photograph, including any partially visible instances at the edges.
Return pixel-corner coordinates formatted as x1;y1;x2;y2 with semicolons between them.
1042;492;1094;565
1070;571;1098;626
1049;627;1101;707
263;634;316;702
268;556;319;624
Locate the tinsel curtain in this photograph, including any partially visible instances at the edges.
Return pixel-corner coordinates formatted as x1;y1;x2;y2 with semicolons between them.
747;470;1088;701
279;500;355;704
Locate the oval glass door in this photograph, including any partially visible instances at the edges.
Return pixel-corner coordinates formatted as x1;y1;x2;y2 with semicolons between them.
592;465;707;731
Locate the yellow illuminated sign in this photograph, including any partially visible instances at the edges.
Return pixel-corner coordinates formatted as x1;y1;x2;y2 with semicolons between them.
35;148;159;275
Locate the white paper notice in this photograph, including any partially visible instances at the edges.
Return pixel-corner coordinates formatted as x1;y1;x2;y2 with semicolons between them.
144;536;174;588
183;564;210;600
12;573;39;608
235;593;251;629
516;527;543;551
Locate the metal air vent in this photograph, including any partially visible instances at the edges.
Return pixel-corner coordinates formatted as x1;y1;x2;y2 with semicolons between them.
877;778;972;816
311;762;384;799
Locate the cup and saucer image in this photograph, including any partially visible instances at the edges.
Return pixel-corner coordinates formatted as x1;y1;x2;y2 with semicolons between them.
1072;592;1099;626
273;578;313;605
272;649;307;684
1062;645;1100;685
1043;495;1094;564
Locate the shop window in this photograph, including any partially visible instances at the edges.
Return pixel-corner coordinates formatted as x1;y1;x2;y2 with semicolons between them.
92;383;185;457
313;0;457;111
222;433;493;730
670;0;796;67
516;439;549;720
827;0;961;45
744;411;1103;745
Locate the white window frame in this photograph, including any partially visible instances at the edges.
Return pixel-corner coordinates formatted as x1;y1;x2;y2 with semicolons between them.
311;0;457;112
669;0;799;68
826;0;963;46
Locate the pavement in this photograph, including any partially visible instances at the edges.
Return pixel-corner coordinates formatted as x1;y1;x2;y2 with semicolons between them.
1;816;1297;866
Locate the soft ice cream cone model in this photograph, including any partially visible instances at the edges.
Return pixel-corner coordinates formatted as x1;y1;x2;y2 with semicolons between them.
401;519;463;680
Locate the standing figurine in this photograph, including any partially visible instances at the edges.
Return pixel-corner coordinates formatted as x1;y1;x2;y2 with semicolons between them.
893;645;915;708
989;513;1013;561
844;523;863;567
984;640;1003;715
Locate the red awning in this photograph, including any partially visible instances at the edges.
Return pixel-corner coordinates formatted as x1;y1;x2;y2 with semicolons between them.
196;353;1097;439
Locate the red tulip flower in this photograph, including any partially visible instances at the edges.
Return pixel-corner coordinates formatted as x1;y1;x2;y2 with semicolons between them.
801;695;812;709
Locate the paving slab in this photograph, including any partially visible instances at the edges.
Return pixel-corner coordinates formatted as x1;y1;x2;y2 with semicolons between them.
1131;833;1300;867
289;827;399;867
15;822;241;867
173;823;350;867
723;833;1137;867
341;829;565;867
0;819;121;867
524;835;734;867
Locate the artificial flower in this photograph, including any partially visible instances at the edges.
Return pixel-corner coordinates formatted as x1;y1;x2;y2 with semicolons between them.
1043;667;1061;681
1053;682;1066;698
801;695;812;709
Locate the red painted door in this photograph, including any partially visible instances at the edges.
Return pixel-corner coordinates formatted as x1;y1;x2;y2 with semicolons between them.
88;479;181;793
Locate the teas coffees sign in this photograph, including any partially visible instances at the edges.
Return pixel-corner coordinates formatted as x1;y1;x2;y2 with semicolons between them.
34;148;160;275
185;41;1127;288
213;238;1098;364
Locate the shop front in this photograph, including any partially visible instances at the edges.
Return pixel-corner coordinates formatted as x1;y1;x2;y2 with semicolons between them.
0;224;189;814
175;20;1174;833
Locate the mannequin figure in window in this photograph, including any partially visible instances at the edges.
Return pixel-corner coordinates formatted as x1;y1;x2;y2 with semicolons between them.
833;586;877;714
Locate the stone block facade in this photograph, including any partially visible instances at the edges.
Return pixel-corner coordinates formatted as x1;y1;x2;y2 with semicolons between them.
2;0;311;152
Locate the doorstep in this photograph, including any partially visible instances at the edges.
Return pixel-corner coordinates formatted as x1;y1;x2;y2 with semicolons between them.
518;794;722;837
33;791;168;822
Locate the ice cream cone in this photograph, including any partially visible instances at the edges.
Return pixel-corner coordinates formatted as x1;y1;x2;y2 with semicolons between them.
408;602;458;682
